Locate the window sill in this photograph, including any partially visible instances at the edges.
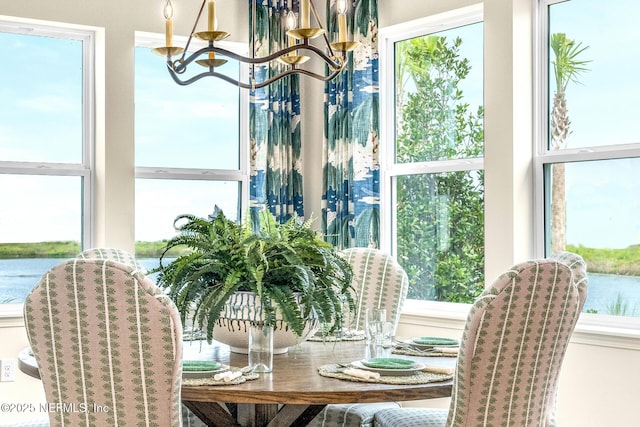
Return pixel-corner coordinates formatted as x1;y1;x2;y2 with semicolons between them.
401;299;640;351
572;313;640;350
0;304;24;328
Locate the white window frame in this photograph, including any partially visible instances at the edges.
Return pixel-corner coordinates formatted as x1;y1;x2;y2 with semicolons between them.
134;32;250;220
379;5;484;314
0;19;95;318
533;0;640;343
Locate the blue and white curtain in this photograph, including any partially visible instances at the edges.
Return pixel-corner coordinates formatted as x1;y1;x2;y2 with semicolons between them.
322;0;380;249
249;0;304;227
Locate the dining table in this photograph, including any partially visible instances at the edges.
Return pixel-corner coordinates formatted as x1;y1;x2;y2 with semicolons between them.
180;338;454;427
18;338;455;427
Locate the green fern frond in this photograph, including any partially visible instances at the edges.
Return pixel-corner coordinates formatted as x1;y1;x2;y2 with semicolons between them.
153;207;354;340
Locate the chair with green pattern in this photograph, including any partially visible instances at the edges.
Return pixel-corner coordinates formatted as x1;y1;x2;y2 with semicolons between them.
73;247;207;427
372;253;588;427
308;247;410;427
24;258;184;427
342;247;410;338
76;247;147;273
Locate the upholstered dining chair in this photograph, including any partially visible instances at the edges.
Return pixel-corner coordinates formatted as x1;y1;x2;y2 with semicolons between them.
341;247;410;336
76;247;147;272
308;247;410;427
73;247;207;427
373;253;588;427
23;258;184;427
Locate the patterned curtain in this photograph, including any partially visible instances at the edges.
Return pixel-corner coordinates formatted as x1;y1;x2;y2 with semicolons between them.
322;0;380;249
249;0;304;227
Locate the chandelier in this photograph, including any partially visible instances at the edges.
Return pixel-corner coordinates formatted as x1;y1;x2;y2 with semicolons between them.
152;0;359;90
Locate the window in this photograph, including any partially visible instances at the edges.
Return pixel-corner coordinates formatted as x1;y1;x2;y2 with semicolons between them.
134;34;248;268
537;0;640;317
380;10;484;302
0;22;93;306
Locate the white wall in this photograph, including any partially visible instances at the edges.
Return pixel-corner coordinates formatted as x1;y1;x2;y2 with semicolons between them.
0;1;638;426
396;309;640;427
0;319;47;424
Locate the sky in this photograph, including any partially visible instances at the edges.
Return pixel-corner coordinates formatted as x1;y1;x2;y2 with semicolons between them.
413;0;640;250
1;0;640;248
550;0;640;248
0;33;241;243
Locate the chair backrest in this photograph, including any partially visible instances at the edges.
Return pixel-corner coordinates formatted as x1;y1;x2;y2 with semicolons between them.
447;256;587;427
77;247;147;273
24;259;183;427
341;248;409;334
550;251;588;311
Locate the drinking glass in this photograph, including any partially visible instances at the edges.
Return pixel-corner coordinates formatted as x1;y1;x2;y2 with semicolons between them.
339;295;353;338
248;323;273;373
365;308;387;344
379;321;394;357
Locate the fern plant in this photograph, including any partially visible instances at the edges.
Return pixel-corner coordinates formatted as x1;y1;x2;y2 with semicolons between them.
153;208;355;341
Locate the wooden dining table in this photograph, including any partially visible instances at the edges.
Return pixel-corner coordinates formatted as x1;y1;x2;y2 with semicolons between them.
180;338;454;427
18;339;454;427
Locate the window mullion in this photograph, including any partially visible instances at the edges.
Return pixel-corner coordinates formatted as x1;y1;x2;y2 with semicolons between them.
539;144;640;164
0;162;90;176
388;158;484;177
135;166;246;182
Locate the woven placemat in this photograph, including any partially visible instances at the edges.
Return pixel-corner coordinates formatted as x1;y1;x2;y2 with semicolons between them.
183;330;207;341
392;348;458;358
182;368;260;386
308;333;366;342
318;364;452;385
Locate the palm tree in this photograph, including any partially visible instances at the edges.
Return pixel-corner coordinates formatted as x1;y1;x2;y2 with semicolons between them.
549;33;590;254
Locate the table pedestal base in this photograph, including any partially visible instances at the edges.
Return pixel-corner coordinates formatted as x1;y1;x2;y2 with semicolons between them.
184;401;326;427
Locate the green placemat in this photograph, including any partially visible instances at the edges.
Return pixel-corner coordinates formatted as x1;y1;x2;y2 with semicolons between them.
318;364;452;385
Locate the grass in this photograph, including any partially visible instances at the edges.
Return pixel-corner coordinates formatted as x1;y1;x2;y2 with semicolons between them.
0;241;81;258
133;241;188;258
0;241;187;259
1;241;639;277
604;293;639;317
564;245;640;317
567;244;640;276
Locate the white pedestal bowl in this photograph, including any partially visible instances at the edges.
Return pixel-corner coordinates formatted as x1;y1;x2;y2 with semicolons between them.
211;291;319;354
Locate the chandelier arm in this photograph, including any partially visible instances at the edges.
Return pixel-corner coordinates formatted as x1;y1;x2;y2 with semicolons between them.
309;0;337;59
176;0;208;63
167;60;344;89
171;44;343;74
167;65;254;88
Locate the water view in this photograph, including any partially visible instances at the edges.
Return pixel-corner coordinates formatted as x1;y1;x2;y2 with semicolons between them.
2;258;639;316
0;258;164;304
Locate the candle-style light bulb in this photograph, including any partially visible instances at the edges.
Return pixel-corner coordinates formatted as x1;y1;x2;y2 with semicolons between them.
286;10;297;31
337;0;348;15
208;16;220;60
208;0;216;32
164;0;174;47
286;10;297;54
300;0;310;29
337;0;348;43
